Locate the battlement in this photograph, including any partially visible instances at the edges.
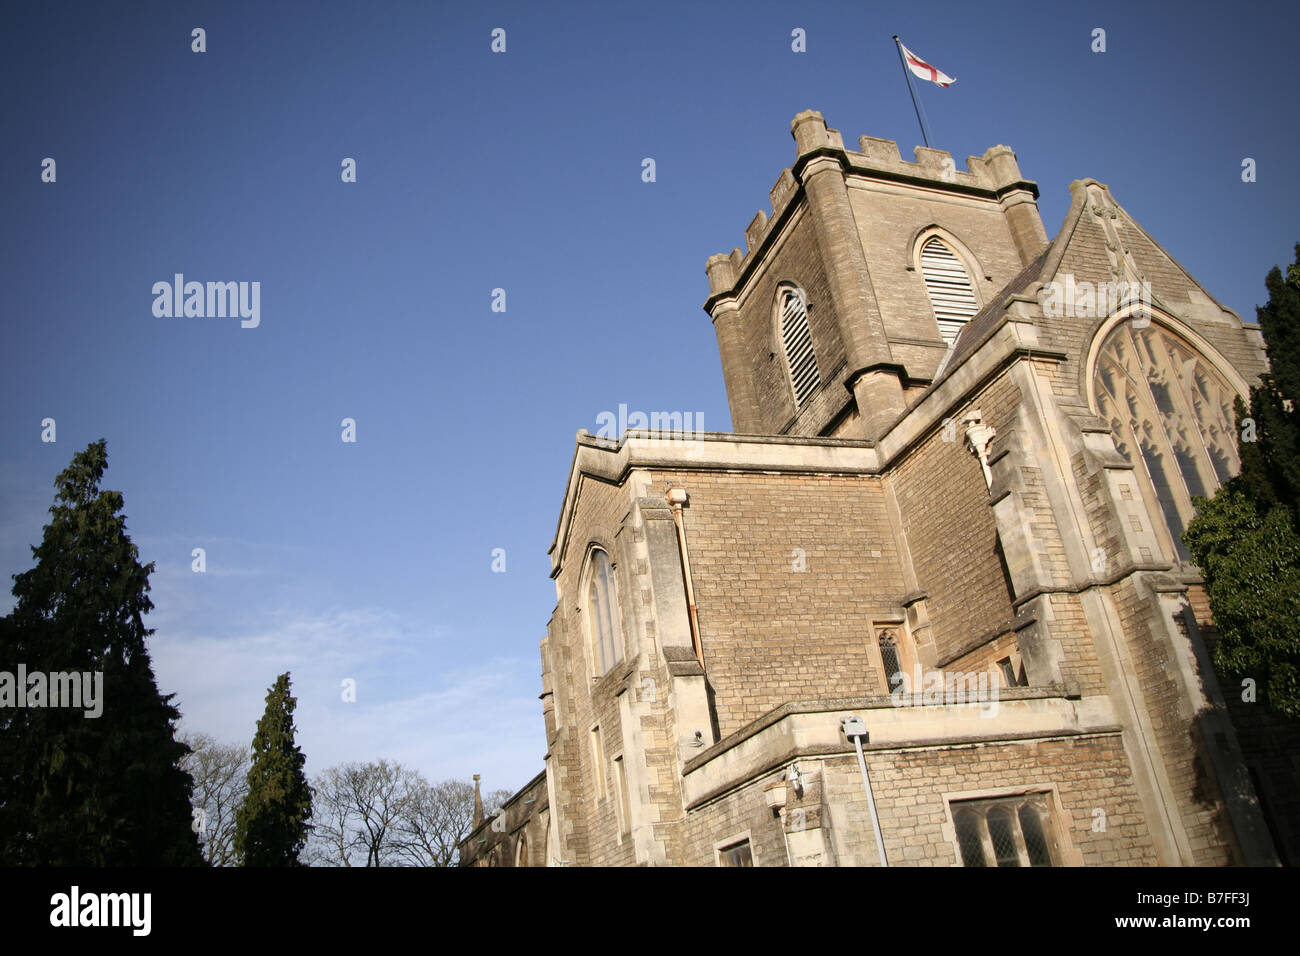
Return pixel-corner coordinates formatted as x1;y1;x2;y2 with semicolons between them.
707;110;1036;295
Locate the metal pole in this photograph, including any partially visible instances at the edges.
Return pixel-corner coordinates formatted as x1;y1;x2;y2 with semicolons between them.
893;35;929;148
852;734;890;866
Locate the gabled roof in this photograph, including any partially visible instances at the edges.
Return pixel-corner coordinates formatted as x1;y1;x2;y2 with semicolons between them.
931;175;1246;395
942;245;1052;371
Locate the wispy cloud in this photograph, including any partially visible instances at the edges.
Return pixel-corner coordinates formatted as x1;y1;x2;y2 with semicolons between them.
1;478;543;794
153;605;544;795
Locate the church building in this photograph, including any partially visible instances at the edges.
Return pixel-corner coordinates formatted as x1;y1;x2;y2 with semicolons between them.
460;110;1299;867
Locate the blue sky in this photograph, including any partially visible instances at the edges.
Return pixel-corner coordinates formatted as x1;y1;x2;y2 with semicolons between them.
2;0;1296;796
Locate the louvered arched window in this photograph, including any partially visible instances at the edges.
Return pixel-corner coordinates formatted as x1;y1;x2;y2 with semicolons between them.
777;285;820;407
919;236;979;345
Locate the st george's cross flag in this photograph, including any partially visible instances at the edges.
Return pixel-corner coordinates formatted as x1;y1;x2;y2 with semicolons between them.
897;38;955;87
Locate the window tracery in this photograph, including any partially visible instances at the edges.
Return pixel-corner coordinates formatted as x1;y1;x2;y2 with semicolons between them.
1093;320;1241;561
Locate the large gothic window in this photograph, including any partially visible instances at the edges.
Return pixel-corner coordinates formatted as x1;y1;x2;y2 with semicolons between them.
585;548;623;675
1093;320;1242;561
777;284;820;407
919;236;979;346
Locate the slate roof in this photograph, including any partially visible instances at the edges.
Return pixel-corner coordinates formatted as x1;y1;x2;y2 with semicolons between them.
940;245;1052;374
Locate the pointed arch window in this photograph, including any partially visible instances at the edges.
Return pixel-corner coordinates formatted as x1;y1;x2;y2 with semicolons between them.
777;284;820;407
919;236;979;345
873;623;915;695
879;631;904;693
1093;320;1242;562
954;808;987;866
585;548;623;675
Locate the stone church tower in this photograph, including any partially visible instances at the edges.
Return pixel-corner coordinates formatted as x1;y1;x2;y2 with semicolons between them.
461;110;1299;867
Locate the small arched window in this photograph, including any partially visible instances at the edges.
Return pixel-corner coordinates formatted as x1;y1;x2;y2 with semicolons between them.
1018;804;1053;866
515;835;529;867
879;630;904;692
919;236;979;346
585;548;623;675
953;808;987;867
777;284;820;407
874;624;914;694
986;806;1021;867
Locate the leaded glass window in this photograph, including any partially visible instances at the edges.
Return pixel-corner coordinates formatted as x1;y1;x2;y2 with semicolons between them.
949;794;1058;867
1093;321;1241;562
586;549;623;675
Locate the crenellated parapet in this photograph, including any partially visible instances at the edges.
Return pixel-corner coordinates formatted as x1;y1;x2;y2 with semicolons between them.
707;110;1043;290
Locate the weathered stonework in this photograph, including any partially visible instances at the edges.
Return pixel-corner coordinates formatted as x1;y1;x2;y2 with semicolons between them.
460;111;1299;868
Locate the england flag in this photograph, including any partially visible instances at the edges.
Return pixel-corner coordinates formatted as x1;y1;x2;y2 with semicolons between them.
898;38;955;88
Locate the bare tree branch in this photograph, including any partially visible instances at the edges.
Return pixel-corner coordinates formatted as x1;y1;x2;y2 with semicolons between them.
393;777;475;867
309;760;418;867
306;764;518;866
180;732;249;867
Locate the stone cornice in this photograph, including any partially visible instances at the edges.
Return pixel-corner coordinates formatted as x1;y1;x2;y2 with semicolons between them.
682;686;1079;775
679;692;1117;811
548;431;879;575
1009;562;1179;611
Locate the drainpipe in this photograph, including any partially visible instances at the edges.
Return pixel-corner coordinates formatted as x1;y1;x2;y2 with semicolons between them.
841;716;888;867
666;487;705;670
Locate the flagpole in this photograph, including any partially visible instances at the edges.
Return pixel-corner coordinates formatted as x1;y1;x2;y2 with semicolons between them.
893;35;930;148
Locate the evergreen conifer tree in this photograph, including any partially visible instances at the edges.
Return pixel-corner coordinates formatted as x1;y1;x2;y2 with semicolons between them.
0;440;204;864
235;672;312;865
1185;245;1300;718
